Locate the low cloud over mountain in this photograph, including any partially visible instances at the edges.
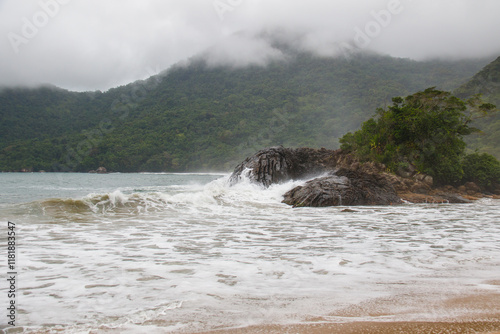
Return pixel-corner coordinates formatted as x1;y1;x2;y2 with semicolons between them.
1;0;500;91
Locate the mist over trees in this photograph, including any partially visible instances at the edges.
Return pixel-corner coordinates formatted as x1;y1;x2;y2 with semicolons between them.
0;52;496;173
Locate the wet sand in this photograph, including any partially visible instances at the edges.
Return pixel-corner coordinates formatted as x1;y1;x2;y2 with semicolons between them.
22;292;500;333
194;292;500;334
198;323;500;334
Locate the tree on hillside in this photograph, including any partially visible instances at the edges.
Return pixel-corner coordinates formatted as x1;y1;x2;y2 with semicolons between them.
340;87;497;185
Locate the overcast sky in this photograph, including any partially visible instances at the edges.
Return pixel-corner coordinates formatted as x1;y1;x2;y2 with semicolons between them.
1;0;500;92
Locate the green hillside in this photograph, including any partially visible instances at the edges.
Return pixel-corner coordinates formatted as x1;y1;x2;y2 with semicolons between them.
0;52;494;172
455;56;500;157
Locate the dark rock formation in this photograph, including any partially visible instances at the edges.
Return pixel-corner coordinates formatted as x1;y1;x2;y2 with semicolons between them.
464;182;481;194
96;167;107;174
90;167;108;174
282;169;402;207
230;147;401;207
436;193;472;204
398;192;472;204
414;174;434;186
282;174;350;207
229;146;336;187
230;146;483;207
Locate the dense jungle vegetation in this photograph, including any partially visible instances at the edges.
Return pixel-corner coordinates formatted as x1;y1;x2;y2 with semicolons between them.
0;51;498;172
340;88;500;189
455;56;500;158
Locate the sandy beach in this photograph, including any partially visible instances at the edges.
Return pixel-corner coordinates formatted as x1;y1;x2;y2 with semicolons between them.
194;292;500;334
198;323;500;334
21;290;500;333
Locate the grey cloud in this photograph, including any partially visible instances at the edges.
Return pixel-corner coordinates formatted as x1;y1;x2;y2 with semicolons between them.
1;0;499;91
202;33;287;68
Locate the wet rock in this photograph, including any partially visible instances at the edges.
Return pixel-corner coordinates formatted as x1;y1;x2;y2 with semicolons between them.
423;175;434;186
230;146;485;207
399;193;449;204
341;208;357;213
229;146;335;187
401;191;472;204
465;182;481;193
410;183;431;194
436;193;472;204
282;174;349;207
414;174;433;187
96;167;107;174
282;168;402;207
442;185;456;192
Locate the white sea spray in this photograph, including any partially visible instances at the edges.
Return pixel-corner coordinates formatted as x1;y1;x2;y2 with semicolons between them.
1;173;499;333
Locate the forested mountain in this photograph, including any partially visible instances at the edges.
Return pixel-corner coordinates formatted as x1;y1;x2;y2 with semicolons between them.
455;56;500;157
0;51;495;172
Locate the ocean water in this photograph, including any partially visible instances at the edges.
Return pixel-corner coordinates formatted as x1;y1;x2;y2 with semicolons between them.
0;172;499;333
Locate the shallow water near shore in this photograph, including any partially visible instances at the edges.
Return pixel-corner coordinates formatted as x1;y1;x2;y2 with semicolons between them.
0;172;499;333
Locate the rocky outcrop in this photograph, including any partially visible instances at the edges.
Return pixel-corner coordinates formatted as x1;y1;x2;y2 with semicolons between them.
282;174;350;207
398;192;472;204
96;167;107;174
229;146;335;187
89;167;108;174
282;168;402;207
230;147;401;206
229;146;490;207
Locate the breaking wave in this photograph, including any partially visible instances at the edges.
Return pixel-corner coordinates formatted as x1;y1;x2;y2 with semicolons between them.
34;175;308;217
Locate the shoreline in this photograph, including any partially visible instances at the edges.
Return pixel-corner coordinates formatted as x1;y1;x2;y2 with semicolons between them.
21;320;500;334
196;322;500;334
17;266;500;334
4;167;499;205
19;290;500;333
190;291;500;334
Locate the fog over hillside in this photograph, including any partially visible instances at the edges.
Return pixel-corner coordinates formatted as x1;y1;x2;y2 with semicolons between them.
1;0;500;91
